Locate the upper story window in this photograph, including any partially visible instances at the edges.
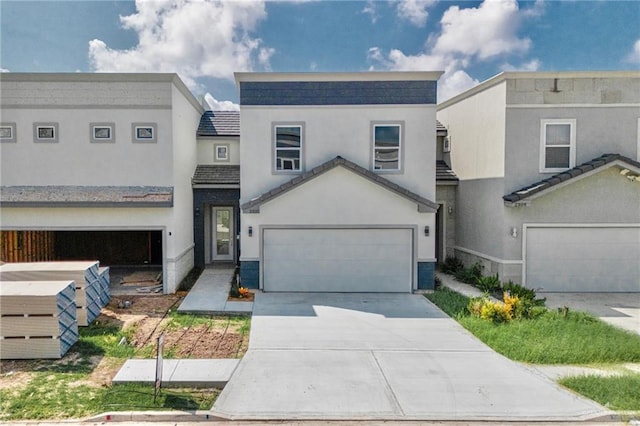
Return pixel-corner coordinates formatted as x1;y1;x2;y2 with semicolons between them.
34;123;58;143
274;124;302;172
373;123;402;172
132;123;157;143
540;119;576;172
0;123;16;143
91;123;115;143
215;144;229;162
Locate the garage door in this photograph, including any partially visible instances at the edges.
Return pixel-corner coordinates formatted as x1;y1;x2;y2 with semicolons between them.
526;226;640;292
263;228;413;292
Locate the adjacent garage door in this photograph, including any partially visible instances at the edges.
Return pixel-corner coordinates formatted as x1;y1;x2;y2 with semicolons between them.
526;226;640;292
263;228;413;292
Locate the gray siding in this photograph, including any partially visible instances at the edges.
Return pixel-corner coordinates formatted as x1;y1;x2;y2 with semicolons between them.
239;81;437;106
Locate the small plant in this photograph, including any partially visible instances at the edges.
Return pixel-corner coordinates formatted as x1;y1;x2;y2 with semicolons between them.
229;277;241;298
454;262;483;285
476;274;501;293
238;287;250;297
440;255;464;274
502;280;546;306
480;299;513;323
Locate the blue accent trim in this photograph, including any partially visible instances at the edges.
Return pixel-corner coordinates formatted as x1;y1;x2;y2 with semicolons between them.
417;262;436;290
240;261;260;289
240;81;437;106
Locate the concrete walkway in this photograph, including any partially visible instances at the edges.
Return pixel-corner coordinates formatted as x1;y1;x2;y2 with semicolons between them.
177;266;252;315
212;292;609;421
112;359;239;388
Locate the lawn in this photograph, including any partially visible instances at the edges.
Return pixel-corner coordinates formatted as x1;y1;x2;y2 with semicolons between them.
426;287;640;364
0;307;250;421
559;374;640;411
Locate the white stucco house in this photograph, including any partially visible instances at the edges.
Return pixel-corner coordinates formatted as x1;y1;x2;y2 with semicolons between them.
437;71;640;292
235;72;444;292
0;73;204;293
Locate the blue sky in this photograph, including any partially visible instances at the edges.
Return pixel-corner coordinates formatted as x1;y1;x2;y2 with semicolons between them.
1;0;639;108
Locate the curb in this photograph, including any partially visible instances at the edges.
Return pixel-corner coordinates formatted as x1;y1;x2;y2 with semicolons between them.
85;410;228;423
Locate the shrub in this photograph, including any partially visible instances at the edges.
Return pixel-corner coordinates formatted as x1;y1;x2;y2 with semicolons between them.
476;274;501;293
467;292;545;323
502;280;546;306
454;262;483;285
480;299;513;323
440;255;464;274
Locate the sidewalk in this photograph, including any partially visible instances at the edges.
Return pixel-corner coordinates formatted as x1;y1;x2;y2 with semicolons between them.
176;266;253;315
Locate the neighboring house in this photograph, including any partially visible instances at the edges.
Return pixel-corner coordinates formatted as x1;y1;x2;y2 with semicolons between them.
0;73;204;293
234;72;443;292
437;71;640;292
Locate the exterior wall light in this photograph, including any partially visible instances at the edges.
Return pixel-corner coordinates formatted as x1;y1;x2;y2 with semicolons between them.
424;226;429;237
448;206;453;215
248;226;253;237
510;227;518;238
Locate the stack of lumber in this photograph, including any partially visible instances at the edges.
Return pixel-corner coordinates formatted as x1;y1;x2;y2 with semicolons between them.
0;281;78;359
0;261;104;326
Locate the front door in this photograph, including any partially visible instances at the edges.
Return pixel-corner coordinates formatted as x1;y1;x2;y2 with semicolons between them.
212;207;233;261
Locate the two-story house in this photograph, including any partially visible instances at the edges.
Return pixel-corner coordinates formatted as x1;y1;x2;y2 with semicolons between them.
234;72;443;292
0;73;204;293
437;71;640;292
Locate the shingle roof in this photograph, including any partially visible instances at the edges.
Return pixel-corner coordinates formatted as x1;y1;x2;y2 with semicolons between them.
241;156;439;213
436;160;458;182
0;186;173;207
192;165;240;185
436;120;447;135
197;111;240;137
503;154;640;205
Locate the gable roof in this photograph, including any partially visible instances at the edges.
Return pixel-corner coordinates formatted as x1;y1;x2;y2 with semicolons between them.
192;165;240;186
197;111;240;137
242;156;439;213
503;154;640;206
436;160;458;183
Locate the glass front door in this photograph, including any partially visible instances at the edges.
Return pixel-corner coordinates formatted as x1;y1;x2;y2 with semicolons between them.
212;207;233;261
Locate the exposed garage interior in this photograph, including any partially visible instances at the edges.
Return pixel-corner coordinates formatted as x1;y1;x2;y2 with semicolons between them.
0;230;163;266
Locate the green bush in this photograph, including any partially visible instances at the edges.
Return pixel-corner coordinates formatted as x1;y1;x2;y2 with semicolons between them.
476;274;501;293
440;255;464;274
454;262;483;284
502;280;546;306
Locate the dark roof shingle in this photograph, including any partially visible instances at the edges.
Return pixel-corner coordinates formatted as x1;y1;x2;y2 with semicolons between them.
197;111;240;137
0;186;173;207
503;154;640;204
436;160;458;182
192;165;240;185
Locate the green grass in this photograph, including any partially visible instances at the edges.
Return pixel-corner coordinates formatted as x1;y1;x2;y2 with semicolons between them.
426;287;640;364
559;374;640;410
0;376;218;421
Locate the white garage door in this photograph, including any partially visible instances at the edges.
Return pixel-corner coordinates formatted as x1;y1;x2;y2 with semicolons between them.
263;228;413;292
526;226;640;292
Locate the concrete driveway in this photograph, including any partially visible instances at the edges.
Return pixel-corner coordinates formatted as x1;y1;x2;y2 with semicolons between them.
540;292;640;335
212;293;608;421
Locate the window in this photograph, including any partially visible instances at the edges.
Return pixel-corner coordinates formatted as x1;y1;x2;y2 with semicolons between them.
91;123;115;143
540;119;576;172
132;123;157;143
373;123;402;171
274;124;302;172
0;123;16;143
215;144;229;161
33;123;58;143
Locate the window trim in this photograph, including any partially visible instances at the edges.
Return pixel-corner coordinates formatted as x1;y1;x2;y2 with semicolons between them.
132;123;157;143
371;121;404;173
0;122;16;143
90;122;115;143
272;122;304;174
539;119;576;173
33;123;58;143
214;143;230;162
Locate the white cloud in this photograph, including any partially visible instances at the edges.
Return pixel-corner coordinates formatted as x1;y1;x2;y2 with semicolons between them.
88;0;270;89
362;0;378;24
624;39;640;64
434;0;531;60
501;59;541;72
0;68;9;73
204;93;239;111
368;0;541;101
396;0;437;27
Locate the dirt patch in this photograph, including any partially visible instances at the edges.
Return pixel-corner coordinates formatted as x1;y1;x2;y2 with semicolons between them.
0;294;250;390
